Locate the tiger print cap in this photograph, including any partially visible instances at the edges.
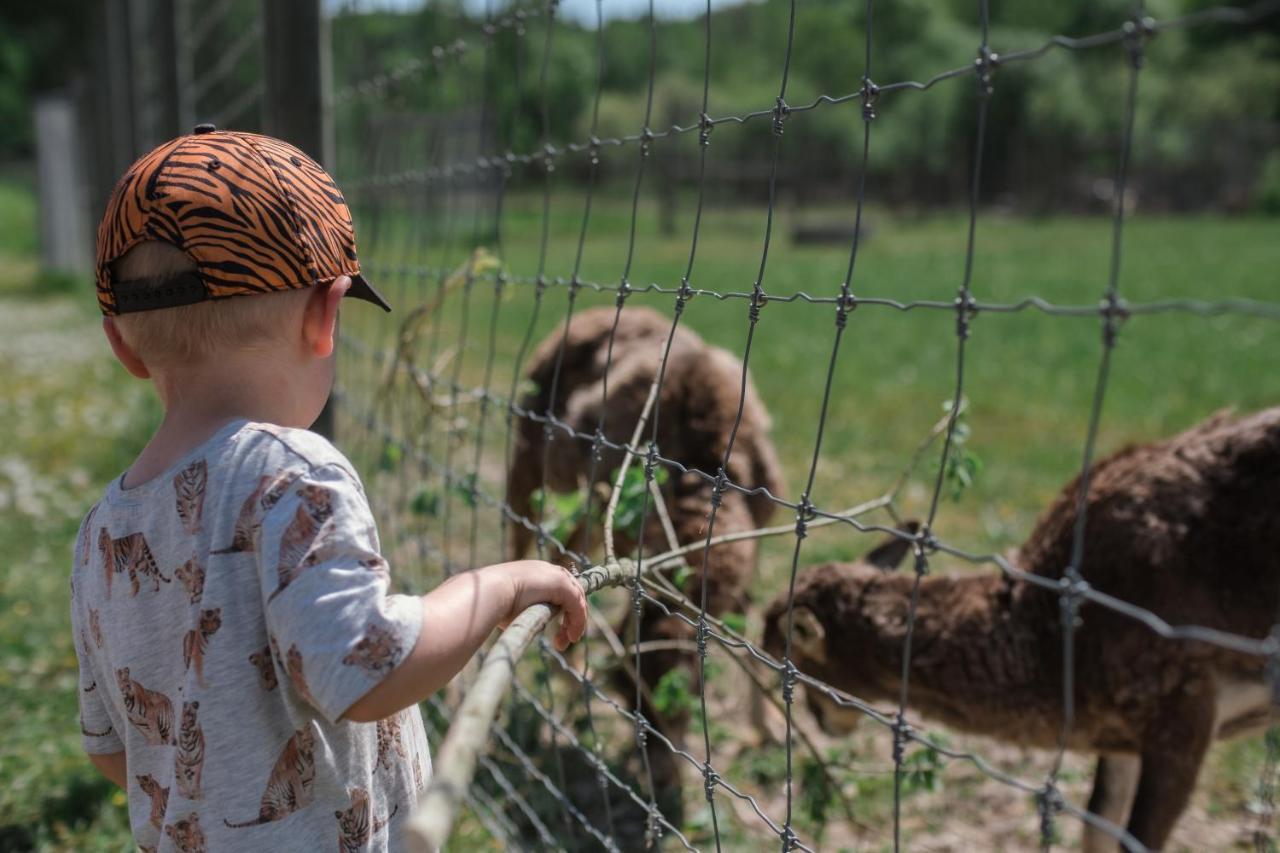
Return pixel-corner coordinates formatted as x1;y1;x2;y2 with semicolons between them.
95;124;390;315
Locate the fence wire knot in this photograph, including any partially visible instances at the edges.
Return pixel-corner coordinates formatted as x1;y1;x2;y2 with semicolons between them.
647;805;665;844
975;45;1000;96
644;442;659;482
702;763;720;802
1123;16;1157;69
709;469;728;509
639;126;655;158
1059;575;1089;629
781;660;798;707
955;292;978;339
835;289;857;326
616;278;633;307
1101;293;1129;347
772;97;791;135
861;77;880;121
780;825;800;851
748;288;767;323
675;276;695;311
1037;783;1064;844
794;495;814;540
698;112;714;146
634;712;650;750
891;713;912;765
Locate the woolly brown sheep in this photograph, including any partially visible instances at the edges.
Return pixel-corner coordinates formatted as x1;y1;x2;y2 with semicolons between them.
507;305;785;766
764;406;1280;851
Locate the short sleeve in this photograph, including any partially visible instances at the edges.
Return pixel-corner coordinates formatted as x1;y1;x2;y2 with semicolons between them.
256;463;422;724
70;576;123;755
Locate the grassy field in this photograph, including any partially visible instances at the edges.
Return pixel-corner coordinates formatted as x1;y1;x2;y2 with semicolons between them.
0;175;151;850
2;166;1278;850
341;186;1280;849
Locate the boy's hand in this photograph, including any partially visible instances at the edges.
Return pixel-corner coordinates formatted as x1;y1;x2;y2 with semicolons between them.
504;560;588;651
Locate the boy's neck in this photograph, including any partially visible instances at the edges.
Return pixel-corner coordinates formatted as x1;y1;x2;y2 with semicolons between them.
122;355;311;489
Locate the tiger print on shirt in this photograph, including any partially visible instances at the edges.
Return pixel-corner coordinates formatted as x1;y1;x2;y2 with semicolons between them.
182;608;222;688
174;700;206;800
115;667;174;746
137;774;169;829
334;788;397;853
223;725;317;828
98;529;169;598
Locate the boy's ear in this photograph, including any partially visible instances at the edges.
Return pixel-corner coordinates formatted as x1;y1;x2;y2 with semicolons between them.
102;317;151;379
302;276;351;359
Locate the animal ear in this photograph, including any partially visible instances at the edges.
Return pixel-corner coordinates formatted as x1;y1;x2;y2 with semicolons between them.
790;606;827;663
864;521;920;571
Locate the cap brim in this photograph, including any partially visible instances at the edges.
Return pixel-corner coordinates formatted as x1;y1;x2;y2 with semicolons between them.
347;274;392;312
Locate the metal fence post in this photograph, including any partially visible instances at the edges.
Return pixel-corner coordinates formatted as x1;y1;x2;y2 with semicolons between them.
262;0;337;439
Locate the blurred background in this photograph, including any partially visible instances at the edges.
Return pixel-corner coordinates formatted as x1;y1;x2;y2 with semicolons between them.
2;0;1278;850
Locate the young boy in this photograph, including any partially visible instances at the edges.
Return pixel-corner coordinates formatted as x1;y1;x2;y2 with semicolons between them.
71;125;586;851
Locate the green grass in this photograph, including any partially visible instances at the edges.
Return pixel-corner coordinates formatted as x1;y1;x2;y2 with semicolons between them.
340;187;1280;849
3;167;1278;849
0;176;149;849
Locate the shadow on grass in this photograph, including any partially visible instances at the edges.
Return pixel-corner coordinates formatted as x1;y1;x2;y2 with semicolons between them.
0;772;118;850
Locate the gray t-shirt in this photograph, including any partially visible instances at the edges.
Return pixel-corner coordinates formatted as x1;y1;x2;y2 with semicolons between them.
70;420;429;852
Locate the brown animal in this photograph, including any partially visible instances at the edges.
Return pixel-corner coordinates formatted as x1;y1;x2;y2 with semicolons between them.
764;407;1280;851
508;305;785;777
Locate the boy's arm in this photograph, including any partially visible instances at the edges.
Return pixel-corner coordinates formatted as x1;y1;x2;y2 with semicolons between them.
88;751;127;789
343;560;586;723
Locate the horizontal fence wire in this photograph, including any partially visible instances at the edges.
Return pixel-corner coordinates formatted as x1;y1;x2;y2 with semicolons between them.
322;0;1280;850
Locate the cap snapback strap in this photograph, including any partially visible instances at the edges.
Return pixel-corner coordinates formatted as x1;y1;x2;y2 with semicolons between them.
111;271;209;314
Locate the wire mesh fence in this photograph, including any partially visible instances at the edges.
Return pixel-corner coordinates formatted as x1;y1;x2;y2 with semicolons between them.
154;0;1280;848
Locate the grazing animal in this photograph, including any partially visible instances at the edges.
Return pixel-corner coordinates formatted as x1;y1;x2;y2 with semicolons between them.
508;305;785;779
764;407;1280;851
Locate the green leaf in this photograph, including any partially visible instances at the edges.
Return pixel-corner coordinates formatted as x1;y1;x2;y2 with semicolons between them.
378;441;402;472
652;668;695;718
410;487;440;517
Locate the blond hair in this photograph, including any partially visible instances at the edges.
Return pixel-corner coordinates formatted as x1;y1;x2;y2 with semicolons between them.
111;242;310;368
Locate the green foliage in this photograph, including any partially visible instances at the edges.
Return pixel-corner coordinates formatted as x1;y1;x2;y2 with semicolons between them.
377;440;402;472
1258;152;1280;215
938;400;984;503
529;463;668;546
652;667;696;719
901;739;949;795
410;485;441;518
799;756;838;835
741;744;789;787
720;612;747;635
612;464;668;540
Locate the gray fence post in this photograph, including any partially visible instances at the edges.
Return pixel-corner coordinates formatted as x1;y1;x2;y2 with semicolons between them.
262;0;337;439
34;94;93;276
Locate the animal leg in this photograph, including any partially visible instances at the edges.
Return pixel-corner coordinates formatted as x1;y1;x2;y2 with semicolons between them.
1082;753;1140;853
1125;684;1215;850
